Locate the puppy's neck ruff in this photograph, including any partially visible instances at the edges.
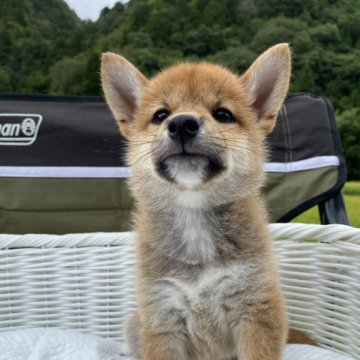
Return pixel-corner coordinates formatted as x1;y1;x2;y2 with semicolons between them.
145;199;243;265
171;207;218;264
174;189;209;209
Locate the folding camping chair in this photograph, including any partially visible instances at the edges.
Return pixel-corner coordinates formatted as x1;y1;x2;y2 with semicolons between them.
0;92;350;234
0;93;359;359
263;93;350;225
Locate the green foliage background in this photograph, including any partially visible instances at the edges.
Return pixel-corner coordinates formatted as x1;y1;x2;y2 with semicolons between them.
0;0;359;178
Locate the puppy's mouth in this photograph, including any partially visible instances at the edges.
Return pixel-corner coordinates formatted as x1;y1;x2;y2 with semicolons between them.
156;152;224;188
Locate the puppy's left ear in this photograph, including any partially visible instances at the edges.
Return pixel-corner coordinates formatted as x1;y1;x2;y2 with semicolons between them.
101;52;148;138
241;43;291;134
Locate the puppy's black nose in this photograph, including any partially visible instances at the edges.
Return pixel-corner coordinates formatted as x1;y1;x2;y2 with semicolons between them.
168;115;200;143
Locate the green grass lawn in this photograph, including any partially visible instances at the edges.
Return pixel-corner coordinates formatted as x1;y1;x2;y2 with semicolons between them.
292;182;360;228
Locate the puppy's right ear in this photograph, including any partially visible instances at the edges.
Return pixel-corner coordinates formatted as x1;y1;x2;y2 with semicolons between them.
240;43;291;134
101;53;148;138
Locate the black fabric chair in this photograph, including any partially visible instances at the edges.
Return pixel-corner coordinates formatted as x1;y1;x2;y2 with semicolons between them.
0;92;349;234
264;93;349;225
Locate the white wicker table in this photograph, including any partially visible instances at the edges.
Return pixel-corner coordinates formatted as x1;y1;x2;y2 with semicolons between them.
0;223;359;359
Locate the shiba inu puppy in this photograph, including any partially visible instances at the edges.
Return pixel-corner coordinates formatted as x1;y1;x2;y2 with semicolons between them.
101;44;292;360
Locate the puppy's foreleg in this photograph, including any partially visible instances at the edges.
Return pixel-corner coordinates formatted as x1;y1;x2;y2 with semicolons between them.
234;315;287;360
123;311;142;357
140;330;189;360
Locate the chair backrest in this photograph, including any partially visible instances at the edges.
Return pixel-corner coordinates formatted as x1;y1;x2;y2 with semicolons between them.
0;93;348;234
263;93;348;224
0;94;130;234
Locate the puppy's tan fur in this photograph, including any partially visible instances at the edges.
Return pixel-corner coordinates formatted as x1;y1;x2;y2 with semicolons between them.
102;44;293;359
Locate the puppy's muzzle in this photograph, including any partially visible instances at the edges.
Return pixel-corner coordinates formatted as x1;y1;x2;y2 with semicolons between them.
154;114;225;186
168;115;200;144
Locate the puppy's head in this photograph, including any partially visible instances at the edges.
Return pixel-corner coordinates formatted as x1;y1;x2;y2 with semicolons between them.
101;44;291;209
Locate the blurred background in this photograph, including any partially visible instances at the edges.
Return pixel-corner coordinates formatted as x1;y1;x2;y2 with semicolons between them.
0;0;359;225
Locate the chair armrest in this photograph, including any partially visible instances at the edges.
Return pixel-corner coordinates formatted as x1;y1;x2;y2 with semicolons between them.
270;223;360;359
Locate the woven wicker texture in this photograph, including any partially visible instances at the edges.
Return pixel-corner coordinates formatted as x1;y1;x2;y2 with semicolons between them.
0;224;359;359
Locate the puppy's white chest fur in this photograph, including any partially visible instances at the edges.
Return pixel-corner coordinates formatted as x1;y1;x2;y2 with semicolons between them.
178;211;216;263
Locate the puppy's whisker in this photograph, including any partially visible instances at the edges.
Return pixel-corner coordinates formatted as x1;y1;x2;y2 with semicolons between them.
137;173;154;193
128;137;159;144
128;141;159;146
128;149;157;167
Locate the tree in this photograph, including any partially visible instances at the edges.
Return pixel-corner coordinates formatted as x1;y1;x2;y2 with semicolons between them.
0;68;12;92
49;57;86;95
292;61;317;94
81;51;101;95
337;108;360;180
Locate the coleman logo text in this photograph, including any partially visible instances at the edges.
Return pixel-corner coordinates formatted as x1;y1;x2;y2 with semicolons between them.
0;114;42;146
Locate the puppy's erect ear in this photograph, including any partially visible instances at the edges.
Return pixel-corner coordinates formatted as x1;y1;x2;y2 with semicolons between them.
101;53;148;138
241;43;291;134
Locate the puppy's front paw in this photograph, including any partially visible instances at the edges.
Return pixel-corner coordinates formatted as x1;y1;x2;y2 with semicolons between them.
120;341;134;357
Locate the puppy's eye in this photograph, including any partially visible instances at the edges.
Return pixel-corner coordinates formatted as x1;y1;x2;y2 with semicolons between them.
212;107;235;123
152;109;170;124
